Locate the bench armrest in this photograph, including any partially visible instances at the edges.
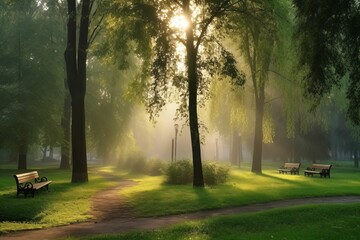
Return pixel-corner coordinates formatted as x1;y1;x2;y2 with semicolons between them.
35;176;49;183
18;182;34;189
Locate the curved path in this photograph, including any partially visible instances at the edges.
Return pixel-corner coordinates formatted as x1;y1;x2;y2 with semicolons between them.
1;182;360;240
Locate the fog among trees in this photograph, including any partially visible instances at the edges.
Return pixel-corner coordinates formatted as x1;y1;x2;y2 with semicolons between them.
0;0;359;185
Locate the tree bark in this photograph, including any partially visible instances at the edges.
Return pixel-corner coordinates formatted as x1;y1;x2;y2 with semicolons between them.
231;131;239;165
71;95;88;182
18;142;27;170
354;150;359;168
64;0;90;182
238;134;243;167
60;90;71;169
251;93;264;174
184;1;204;187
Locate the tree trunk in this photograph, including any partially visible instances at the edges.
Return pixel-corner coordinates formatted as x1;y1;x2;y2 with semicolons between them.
71;95;88;182
251;95;264;174
354;150;359;168
60;90;71;169
64;0;90;182
49;146;54;160
18;143;27;170
238;134;243;167
41;145;47;161
184;1;204;187
231;131;239;165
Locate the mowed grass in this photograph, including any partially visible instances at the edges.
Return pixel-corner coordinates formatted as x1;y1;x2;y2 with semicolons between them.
0;161;360;234
122;162;360;216
69;203;360;240
0;166;120;232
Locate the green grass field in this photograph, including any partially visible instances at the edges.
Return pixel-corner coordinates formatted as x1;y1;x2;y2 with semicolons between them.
1;161;360;238
70;203;360;240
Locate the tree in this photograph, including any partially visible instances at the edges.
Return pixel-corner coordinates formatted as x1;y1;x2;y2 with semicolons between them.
293;0;360;124
226;0;292;173
103;0;245;187
64;0;91;182
208;78;249;166
0;0;64;169
64;0;104;182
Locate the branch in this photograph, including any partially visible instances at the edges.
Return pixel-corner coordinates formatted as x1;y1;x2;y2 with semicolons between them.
88;14;104;46
268;70;295;84
195;1;236;50
265;96;283;104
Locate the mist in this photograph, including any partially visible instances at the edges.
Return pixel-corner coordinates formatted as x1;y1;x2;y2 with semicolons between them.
130;103;232;162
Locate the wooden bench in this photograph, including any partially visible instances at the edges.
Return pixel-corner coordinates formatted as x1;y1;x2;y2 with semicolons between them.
278;162;301;175
13;171;52;198
304;164;332;178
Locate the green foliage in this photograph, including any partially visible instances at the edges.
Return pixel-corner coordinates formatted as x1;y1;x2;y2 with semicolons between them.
202;162;230;185
86;59;135;164
0;0;65;153
118;153;167;176
146;158;167;176
294;0;360;124
100;0;247;122
165;160;229;185
165;160;193;185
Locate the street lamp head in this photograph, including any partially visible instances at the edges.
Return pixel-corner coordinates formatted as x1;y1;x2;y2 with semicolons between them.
174;123;179;131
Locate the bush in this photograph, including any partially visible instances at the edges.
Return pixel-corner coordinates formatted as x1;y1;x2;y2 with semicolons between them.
165;160;230;185
203;162;230;185
118;154;167;176
165;159;193;184
146;158;167;176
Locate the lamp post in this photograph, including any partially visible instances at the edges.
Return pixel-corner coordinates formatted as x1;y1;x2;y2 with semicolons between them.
174;123;179;162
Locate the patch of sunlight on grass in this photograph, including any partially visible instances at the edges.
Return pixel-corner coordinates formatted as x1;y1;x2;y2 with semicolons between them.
97;166;117;173
0;222;46;233
121;176;165;197
36;200;91;225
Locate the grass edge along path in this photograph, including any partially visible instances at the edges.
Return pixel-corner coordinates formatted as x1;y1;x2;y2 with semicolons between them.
1;195;360;240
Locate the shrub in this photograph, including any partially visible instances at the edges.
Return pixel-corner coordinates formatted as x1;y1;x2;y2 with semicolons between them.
203;162;230;185
165;160;230;185
146;158;167;176
165;159;193;184
118;154;167;176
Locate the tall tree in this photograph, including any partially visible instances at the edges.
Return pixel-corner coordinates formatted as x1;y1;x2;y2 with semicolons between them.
226;0;291;173
104;0;245;187
0;0;64;169
64;0;103;181
64;0;91;182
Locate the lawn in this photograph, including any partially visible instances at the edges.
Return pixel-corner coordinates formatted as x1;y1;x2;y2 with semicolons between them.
69;203;360;240
122;161;360;216
0;161;360;235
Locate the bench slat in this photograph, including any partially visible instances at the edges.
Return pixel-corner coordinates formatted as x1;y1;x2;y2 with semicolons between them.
33;181;52;189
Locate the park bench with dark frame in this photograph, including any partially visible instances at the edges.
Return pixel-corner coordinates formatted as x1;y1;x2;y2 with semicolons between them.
13;171;52;198
304;164;332;178
278;162;301;175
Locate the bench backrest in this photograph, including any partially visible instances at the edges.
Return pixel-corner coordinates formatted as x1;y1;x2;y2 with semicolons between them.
14;171;40;184
311;164;332;170
284;163;301;169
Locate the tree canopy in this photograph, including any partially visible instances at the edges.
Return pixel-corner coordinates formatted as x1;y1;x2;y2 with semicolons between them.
294;0;360;124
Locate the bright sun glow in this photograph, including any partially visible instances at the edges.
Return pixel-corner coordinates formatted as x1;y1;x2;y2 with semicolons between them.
170;15;189;31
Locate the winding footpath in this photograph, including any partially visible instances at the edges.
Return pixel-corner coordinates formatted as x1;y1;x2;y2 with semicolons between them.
1;179;360;240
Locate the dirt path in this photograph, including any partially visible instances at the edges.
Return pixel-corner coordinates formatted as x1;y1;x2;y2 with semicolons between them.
1;180;360;240
91;179;136;221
